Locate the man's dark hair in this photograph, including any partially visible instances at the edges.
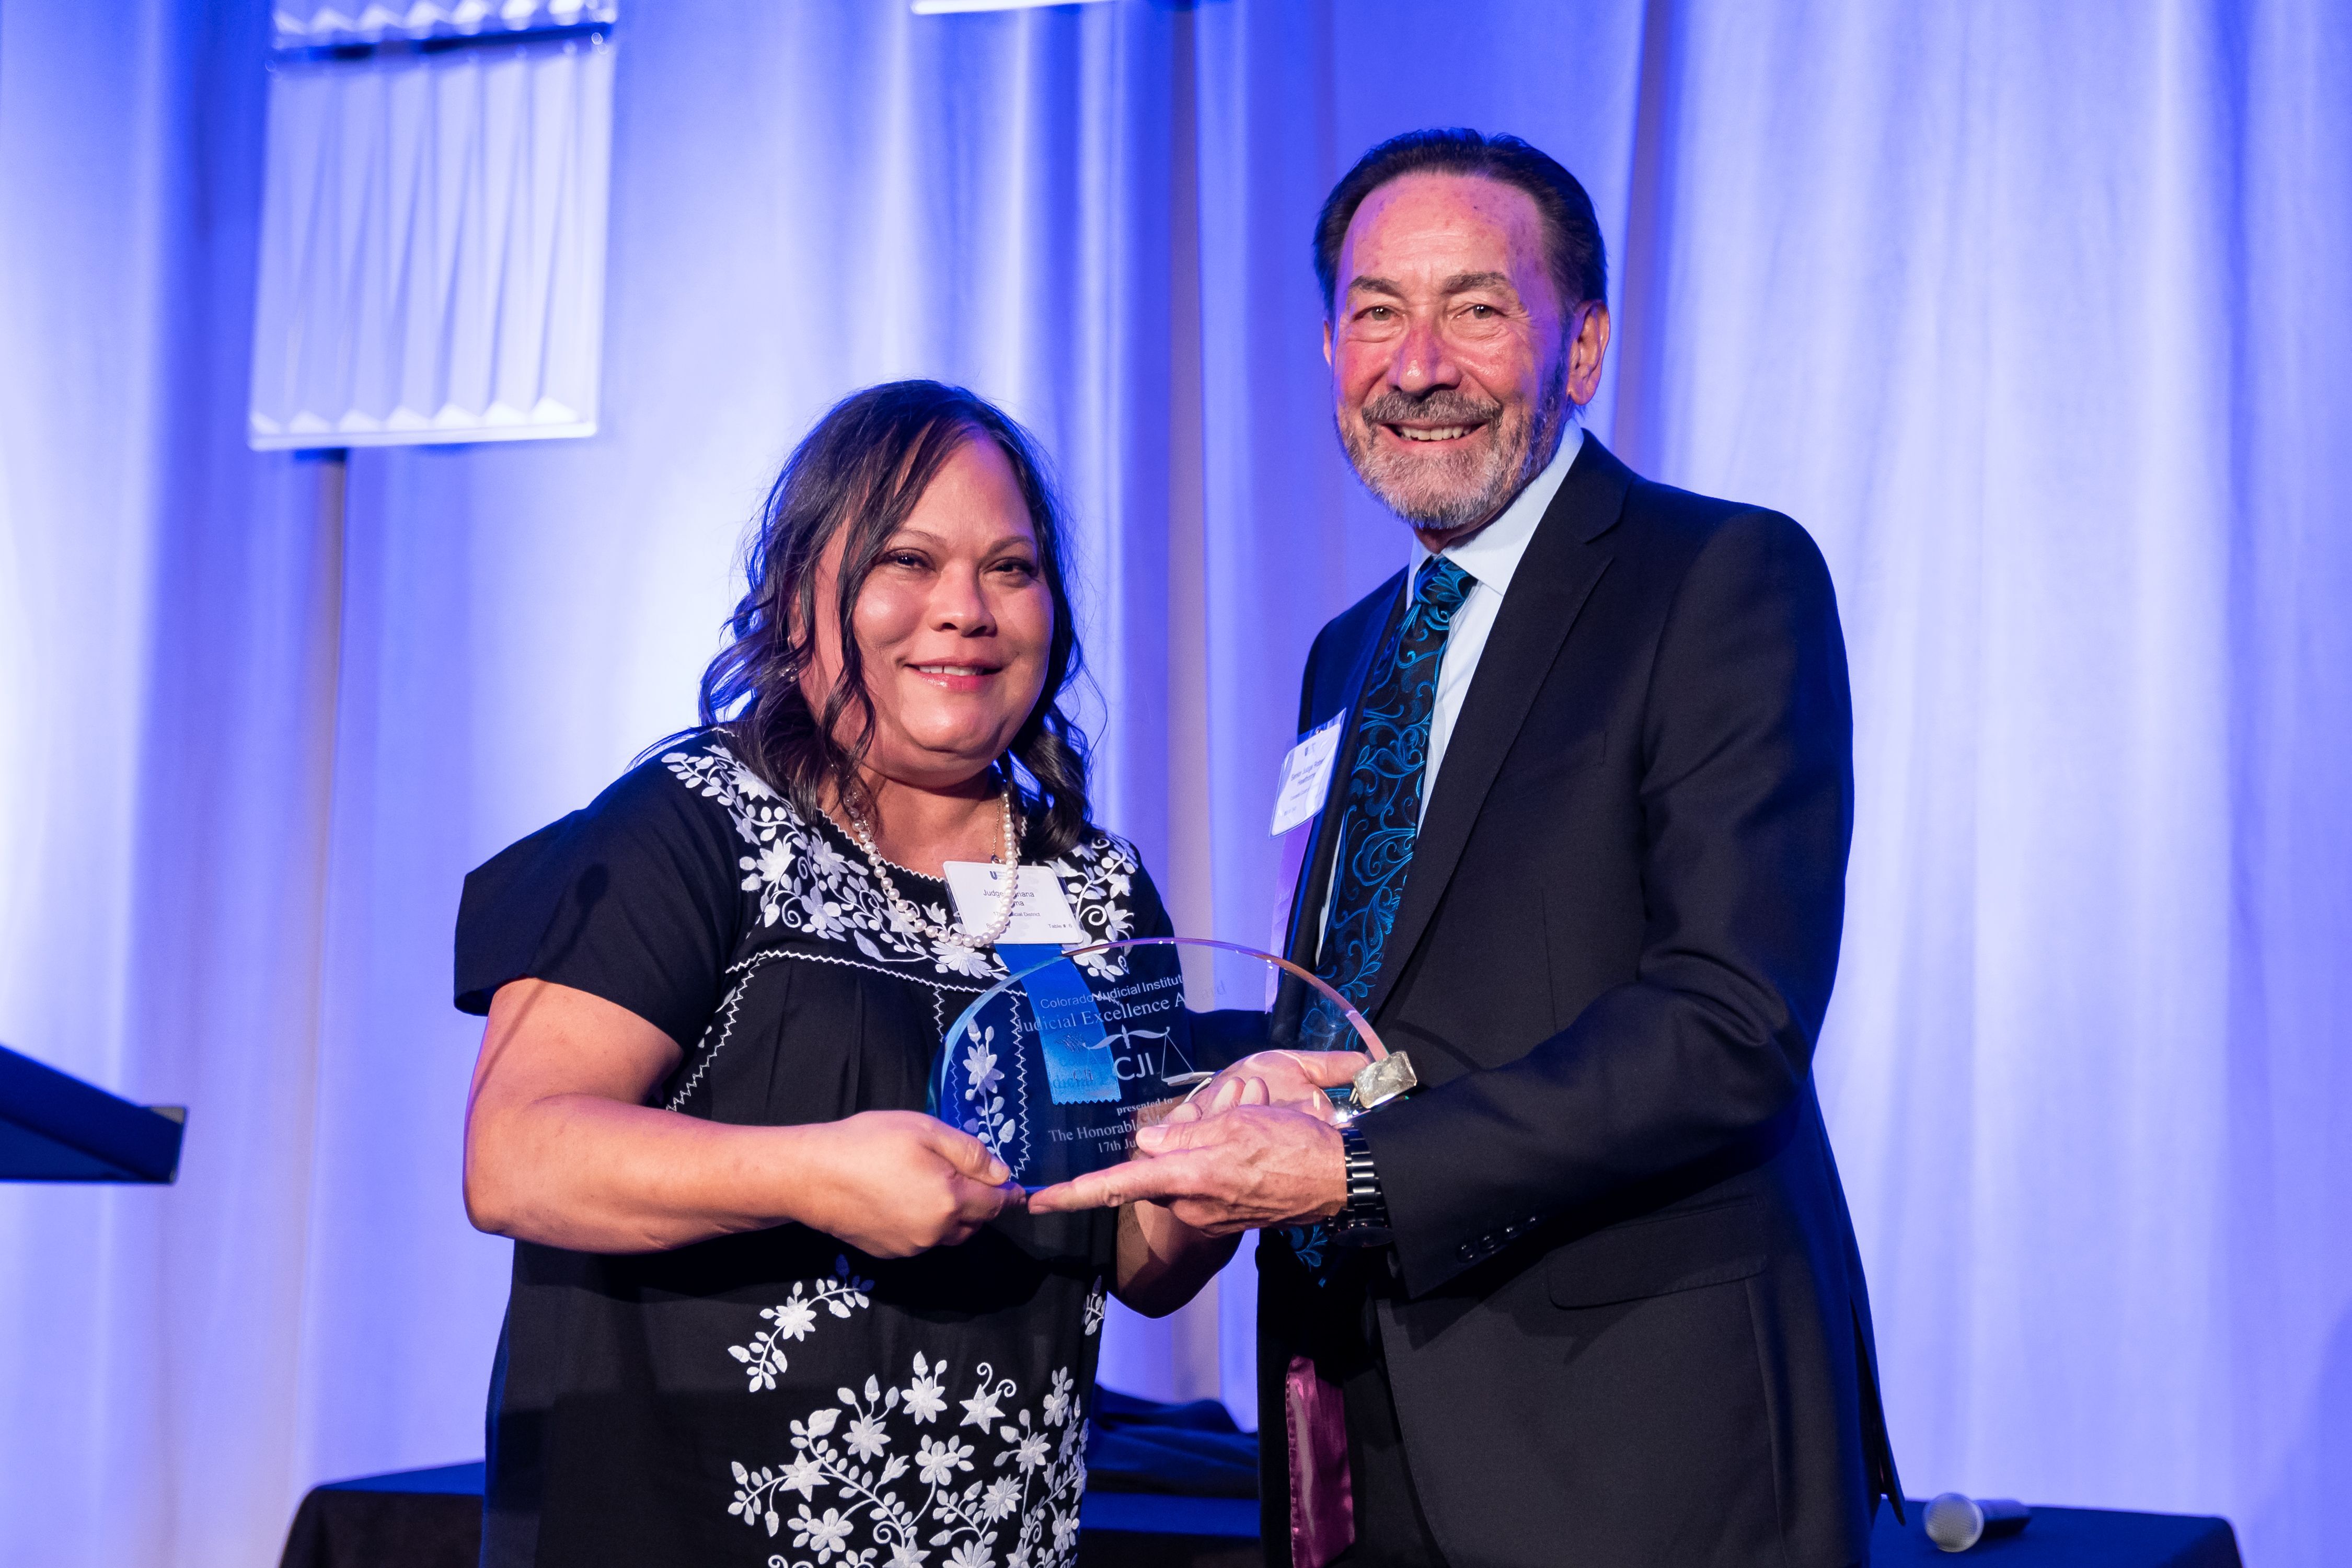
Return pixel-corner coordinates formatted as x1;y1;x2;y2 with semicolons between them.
1313;129;1607;320
696;380;1093;858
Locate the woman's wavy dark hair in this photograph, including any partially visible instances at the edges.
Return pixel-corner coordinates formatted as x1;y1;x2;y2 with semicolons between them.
699;381;1093;859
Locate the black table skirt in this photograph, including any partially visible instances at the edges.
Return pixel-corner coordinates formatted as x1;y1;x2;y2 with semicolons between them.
283;1396;2240;1568
1869;1499;2241;1567
284;1485;2243;1568
280;1486;481;1568
279;1483;1258;1568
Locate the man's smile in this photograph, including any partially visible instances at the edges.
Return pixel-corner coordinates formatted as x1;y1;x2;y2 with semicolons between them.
1382;421;1486;445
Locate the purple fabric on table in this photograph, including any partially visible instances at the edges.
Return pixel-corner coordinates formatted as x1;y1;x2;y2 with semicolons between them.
1284;1355;1354;1568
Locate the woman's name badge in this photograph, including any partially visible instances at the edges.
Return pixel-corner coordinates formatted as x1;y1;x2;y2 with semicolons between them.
1270;711;1347;836
942;862;1087;945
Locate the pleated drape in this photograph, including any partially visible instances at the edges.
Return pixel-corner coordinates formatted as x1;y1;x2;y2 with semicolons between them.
249;36;616;446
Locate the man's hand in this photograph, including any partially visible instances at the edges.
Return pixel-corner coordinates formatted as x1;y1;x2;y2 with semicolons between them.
1165;1050;1367;1126
796;1111;1026;1258
1027;1104;1345;1236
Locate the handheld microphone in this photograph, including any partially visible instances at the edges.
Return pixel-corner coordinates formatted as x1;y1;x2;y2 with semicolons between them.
1924;1493;2031;1552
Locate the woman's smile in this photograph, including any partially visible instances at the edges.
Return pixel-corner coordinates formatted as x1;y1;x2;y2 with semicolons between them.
904;659;1006;691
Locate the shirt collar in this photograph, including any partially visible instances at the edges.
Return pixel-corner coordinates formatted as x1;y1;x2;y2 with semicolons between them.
1410;422;1584;597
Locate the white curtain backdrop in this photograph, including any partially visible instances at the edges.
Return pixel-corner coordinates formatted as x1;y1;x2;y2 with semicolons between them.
1609;11;2352;1561
249;32;616;446
3;2;2346;1564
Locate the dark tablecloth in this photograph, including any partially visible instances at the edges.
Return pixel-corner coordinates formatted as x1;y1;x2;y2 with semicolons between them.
279;1463;485;1568
281;1392;2240;1568
280;1479;1260;1568
1871;1500;2241;1567
278;1392;1266;1568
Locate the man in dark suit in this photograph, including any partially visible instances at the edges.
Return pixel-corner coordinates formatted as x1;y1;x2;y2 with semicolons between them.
1033;129;1899;1567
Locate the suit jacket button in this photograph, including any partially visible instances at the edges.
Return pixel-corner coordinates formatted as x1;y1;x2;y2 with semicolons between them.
1457;1244;1475;1260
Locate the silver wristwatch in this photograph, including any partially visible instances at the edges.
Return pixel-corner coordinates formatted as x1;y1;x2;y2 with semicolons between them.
1334;1121;1392;1247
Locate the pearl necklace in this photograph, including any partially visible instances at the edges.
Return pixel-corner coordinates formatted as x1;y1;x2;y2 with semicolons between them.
841;778;1022;949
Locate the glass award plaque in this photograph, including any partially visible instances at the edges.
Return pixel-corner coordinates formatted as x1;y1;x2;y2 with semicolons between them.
932;938;1385;1190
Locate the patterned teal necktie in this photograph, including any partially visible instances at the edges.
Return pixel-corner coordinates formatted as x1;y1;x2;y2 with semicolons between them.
1284;557;1472;1285
1309;556;1474;1029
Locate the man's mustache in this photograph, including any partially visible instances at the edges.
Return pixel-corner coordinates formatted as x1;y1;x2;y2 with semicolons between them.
1355;390;1505;429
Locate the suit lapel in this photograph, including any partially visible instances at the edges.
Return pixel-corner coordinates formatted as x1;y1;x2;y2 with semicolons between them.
1282;572;1409;969
1358;439;1637;1024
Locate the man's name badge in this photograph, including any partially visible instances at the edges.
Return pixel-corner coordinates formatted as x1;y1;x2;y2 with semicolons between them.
942;862;1086;944
1270;711;1346;836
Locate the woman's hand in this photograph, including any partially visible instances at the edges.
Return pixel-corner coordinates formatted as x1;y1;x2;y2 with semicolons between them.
465;980;1022;1255
793;1111;1025;1258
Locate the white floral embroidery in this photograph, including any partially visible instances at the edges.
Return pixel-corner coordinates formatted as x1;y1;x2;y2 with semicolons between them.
904;1352;950;1424
1080;1284;1105;1339
947;1018;1021;1173
1054;838;1139;981
915;1432;974;1486
1039;1368;1073;1428
729;1258;877;1392
729;1356;1087;1568
665;746;941;970
663;737;1143;985
959;1374;1006;1432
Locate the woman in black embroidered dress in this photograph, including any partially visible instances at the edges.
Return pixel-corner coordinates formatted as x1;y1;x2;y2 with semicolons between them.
456;383;1239;1568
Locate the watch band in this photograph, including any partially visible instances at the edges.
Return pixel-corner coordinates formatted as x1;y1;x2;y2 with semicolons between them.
1333;1121;1392;1246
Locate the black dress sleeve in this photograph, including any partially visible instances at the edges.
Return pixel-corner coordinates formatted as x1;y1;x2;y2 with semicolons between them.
454;748;746;1050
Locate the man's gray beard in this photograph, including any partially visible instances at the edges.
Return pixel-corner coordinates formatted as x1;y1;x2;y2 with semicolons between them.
1339;358;1573;534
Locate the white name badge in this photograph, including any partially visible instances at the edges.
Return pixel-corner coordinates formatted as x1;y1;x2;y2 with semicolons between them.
1269;710;1347;836
942;862;1088;944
